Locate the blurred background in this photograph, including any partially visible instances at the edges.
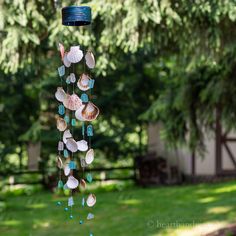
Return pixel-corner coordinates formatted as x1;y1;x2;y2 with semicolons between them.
1;0;236;235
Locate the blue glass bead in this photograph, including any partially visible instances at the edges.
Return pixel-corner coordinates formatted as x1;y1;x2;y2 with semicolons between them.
64;207;69;211
87;125;93;137
64;115;70;124
89;233;93;236
58;104;65;115
69;161;76;170
66;77;71;84
58;65;65;77
79;220;83;224
57;201;62;206
81;93;89;103
64;149;69;158
86;173;93;183
89;79;95;89
70;215;73;219
71;118;76;126
57;180;64;189
82;197;85;207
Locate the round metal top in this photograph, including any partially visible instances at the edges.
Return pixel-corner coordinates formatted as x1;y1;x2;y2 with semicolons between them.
62;6;91;26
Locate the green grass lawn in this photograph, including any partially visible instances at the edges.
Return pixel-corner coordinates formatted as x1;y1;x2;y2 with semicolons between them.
1;181;236;236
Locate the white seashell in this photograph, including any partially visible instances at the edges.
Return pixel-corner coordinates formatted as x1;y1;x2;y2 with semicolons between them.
63;53;71;67
66;176;79;189
64;164;70;176
67;46;83;63
66;138;78;153
87;213;94;220
69;73;76;83
68;196;74;206
80;179;86;189
55;87;66;102
75;104;86;121
63;94;82;111
77;73;90;91
82;102;99;121
85;149;94;165
56;117;67;132
58;141;64;151
85;51;95;69
57;156;63;169
86;194;96;207
63;129;72;144
77;140;88;152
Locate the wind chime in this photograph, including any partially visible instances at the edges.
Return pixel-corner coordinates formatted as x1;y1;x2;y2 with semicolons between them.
55;5;98;235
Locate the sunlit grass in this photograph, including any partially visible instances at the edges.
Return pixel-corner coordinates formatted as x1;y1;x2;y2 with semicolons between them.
0;180;236;236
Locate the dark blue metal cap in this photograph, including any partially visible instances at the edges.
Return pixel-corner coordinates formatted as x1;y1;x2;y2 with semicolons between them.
62;6;91;26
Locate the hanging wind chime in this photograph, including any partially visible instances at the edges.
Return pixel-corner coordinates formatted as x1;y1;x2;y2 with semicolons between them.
55;5;98;236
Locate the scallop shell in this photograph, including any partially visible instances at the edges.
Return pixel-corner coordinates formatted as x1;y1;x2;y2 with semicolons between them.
66;138;78;153
86;194;96;207
63;52;71;67
82;102;99;121
67;46;83;63
64;164;70;176
56;117;67;132
63;129;72;144
77;73;91;91
75;104;86;121
63;94;82;111
57;156;63;169
66;176;79;189
85;51;95;69
77;140;88;152
80;179;86;189
59;43;65;59
85;149;94;165
55;87;66;102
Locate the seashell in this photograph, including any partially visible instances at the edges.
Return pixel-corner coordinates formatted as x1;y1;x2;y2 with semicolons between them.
77;140;88;152
85;149;94;165
69;73;76;83
55;87;66;102
63;129;72;144
67;46;83;63
87;213;94;220
59;43;65;59
57;156;63;169
66;176;79;189
80;179;86;189
63;52;71;67
86;194;96;207
64;164;70;176
56;117;67;132
58;141;64;151
66;138;78;153
82;102;99;121
68;196;74;206
63;94;82;111
80;158;87;168
75;104;86;121
85;51;95;69
77;73;91;91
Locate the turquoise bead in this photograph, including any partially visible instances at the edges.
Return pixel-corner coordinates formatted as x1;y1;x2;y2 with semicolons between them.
69;161;76;170
82;197;85;207
71;118;76;126
70;215;73;219
79;220;83;224
87;125;93;137
58;65;65;77
57;201;62;206
58;104;65;115
57;180;64;189
89;233;93;236
64;207;69;211
64;115;70;124
86;173;93;183
89;79;95;89
66;77;71;84
81;93;89;103
64;149;69;158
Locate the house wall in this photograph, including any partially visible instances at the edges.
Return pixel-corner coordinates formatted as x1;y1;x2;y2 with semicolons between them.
147;123;236;176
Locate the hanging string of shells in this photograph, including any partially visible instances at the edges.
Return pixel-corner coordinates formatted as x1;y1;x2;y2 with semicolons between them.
55;43;98;233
